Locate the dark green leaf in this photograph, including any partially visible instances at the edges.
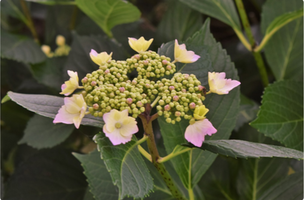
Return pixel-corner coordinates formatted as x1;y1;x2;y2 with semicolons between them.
261;0;303;81
93;133;153;199
179;0;241;30
198;156;239;200
64;33;126;80
75;0;141;37
3;147;87;200
19;114;74;149
1;0;28;22
258;172;303;200
234;125;299;200
30;57;67;91
200;140;303;159
235;95;259;131
73;150;119;200
7;91;104;128
1;31;46;64
251;80;303;151
158;19;240;189
26;0;75;5
155;0;202;44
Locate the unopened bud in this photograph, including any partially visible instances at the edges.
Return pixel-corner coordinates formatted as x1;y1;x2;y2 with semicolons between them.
119;87;125;93
56;35;65;46
93;103;99;110
164;105;171;111
189;102;196;109
126;98;133;104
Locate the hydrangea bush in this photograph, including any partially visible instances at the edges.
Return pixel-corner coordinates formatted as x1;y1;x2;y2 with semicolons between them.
2;0;303;200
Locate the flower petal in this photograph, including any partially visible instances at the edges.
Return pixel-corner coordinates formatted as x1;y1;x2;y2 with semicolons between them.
174;39;200;63
184;119;217;147
128;37;153;53
208;72;240;95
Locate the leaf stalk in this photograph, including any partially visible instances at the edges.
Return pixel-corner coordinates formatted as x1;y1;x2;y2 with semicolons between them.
235;0;269;87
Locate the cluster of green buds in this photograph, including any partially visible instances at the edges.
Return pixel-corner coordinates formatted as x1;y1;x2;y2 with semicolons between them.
156;72;206;124
54;37;240;147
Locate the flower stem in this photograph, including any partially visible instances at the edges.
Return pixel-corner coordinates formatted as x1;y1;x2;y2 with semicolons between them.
20;0;40;44
151;96;161;108
138;145;151;162
139;104;186;200
158;148;191;163
235;0;269;87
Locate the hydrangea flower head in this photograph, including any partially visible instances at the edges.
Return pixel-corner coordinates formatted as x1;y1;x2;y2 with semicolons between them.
185;119;217;147
53;94;87;129
60;70;79;96
90;49;112;66
174;39;200;63
193;105;209;120
103;109;138;145
208;72;240;95
128;37;153;53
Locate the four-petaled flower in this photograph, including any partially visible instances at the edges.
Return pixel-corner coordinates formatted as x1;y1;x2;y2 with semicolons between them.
185;119;217;147
128;37;153;53
208;72;240;95
60;70;79;96
53;94;87;129
90;49;112;66
103;109;138;145
174;39;200;63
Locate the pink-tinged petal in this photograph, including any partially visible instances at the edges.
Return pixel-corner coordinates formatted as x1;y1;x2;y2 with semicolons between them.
54;94;87;129
174;40;200;63
184;119;217;147
53;106;76;124
102;109;138;145
200;119;217;136
221;79;241;92
208;72;240;95
104;128;132;145
90;49;98;57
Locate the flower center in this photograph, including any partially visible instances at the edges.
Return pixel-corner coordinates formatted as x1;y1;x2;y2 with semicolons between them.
115;122;122;129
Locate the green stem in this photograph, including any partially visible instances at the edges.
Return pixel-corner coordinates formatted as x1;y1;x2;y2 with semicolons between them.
139;105;186;200
235;0;269;87
151;96;161;108
138;145;151;162
20;0;40;44
69;6;78;30
158;148;191;163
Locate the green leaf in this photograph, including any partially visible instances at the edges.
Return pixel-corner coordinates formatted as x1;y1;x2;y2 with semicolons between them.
251;80;303;151
155;0;202;44
26;0;75;5
158;19;240;189
198;156;239;200
7;91;104;128
75;0;141;38
1;0;28;23
261;0;303;81
93;133;153;199
1;31;46;64
200;140;303;159
19;114;74;149
257;8;303;51
235;95;259;131
30;57;67;90
3;148;87;200
258;172;303;200
73;150;120;200
233;124;301;200
64;33;126;80
178;0;241;30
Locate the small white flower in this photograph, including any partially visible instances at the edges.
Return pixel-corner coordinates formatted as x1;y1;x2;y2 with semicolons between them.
60;70;79;96
208;72;240;95
103;109;138;145
53;94;87;129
